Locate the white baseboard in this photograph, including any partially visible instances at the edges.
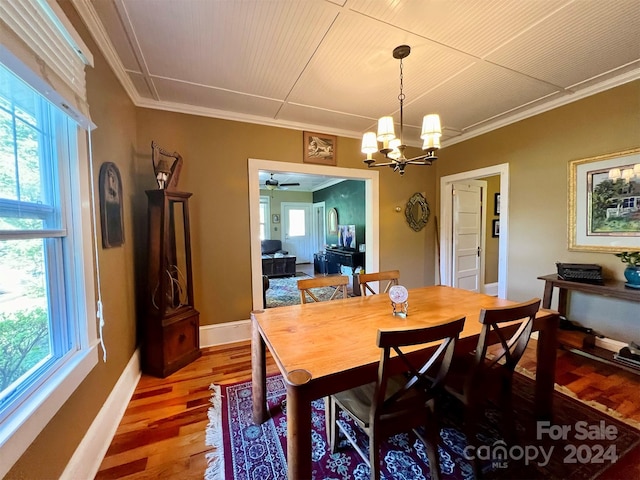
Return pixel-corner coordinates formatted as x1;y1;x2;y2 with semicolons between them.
594;336;626;353
200;319;251;347
61;319;253;479
483;282;498;296
61;349;141;480
531;331;625;353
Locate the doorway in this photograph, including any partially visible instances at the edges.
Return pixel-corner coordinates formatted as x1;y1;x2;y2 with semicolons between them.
248;159;380;309
440;163;509;298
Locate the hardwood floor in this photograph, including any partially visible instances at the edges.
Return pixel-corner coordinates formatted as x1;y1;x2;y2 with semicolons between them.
95;339;640;479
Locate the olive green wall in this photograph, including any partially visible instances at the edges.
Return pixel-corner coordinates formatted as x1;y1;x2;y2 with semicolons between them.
436;80;640;341
135;110;438;326
7;2;139;478
313;180;366;248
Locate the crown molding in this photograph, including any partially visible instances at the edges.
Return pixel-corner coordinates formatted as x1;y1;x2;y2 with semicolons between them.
71;0;142;104
73;0;639;150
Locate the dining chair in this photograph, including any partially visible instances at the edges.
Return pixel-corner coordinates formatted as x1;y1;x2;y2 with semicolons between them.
297;275;349;304
326;316;466;480
358;270;400;296
444;298;541;454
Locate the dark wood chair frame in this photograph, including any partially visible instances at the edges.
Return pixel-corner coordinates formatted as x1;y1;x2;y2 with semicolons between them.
327;316;466;480
358;270;400;296
444;298;542;471
297;274;349;304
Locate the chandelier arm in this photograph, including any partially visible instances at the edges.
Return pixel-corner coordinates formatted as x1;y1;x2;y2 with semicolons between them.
367;161;398;168
405;152;438;163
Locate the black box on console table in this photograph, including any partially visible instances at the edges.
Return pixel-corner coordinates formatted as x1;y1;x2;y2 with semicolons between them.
556;262;604;285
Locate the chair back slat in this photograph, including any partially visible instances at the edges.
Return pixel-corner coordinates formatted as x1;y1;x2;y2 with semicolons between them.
297;275;349;304
358;270;400;296
473;298;541;375
373;317;465;419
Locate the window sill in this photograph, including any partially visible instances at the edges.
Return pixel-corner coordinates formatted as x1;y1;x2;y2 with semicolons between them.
0;343;99;478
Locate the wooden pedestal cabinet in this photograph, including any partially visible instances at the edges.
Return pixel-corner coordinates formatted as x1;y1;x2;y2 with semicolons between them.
142;190;201;377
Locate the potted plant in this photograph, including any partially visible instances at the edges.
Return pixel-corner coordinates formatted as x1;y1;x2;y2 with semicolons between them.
614;251;640;288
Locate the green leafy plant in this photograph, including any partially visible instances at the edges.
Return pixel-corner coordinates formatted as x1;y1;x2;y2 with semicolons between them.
614;251;640;267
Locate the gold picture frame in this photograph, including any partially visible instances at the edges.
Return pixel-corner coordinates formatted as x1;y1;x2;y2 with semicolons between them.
568;148;640;252
303;131;337;165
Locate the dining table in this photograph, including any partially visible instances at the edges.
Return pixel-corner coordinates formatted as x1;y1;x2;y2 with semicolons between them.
251;285;559;479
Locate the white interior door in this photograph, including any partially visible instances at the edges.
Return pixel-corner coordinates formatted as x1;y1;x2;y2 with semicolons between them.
452;182;485;292
282;202;312;263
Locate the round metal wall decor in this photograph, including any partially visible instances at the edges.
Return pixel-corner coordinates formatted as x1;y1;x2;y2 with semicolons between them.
405;192;430;232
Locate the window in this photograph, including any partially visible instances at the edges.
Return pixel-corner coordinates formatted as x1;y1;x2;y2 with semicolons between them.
287;208;306;237
0;61;97;468
259;196;270;240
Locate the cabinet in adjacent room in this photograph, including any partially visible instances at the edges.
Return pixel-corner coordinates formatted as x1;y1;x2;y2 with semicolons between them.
325;247;365;274
142;189;201;377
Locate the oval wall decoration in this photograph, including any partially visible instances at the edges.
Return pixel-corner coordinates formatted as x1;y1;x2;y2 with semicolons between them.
405;192;430;232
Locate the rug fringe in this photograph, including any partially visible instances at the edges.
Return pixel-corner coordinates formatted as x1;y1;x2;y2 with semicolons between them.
515;365;640;431
205;383;225;480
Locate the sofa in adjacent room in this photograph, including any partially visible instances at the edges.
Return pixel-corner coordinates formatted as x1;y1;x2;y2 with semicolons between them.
261;240;296;277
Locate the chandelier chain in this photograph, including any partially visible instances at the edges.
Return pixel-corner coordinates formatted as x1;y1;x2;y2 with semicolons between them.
398;57;404;142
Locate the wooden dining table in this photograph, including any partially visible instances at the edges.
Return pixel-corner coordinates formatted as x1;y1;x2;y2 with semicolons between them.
251;285;559;479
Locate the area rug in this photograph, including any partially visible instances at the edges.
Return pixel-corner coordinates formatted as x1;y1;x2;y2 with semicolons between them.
205;374;640;480
265;272;343;308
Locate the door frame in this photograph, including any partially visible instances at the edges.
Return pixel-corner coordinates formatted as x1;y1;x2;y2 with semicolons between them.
248;158;379;309
311;201;326;255
440;163;509;298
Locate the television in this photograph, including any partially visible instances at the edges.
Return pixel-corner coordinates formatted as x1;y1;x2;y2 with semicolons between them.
338;224;356;249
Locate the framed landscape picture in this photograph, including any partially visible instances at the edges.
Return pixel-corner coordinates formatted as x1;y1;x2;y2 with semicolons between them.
303;131;337;166
568;148;640;252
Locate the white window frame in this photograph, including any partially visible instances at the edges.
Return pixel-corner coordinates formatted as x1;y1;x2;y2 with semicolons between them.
0;65;98;480
259;195;270;240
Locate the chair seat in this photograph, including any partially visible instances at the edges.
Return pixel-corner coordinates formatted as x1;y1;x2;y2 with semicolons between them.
333;376;421;427
444;351;513;404
333;382;375;424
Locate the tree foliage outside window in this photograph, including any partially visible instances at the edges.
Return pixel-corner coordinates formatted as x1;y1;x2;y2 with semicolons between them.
0;63;68;410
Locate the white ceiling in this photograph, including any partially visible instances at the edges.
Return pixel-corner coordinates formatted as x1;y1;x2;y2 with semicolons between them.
77;0;640;152
259;171;343;192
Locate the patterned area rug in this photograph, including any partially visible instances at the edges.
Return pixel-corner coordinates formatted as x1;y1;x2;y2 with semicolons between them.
265;272;342;308
205;374;640;480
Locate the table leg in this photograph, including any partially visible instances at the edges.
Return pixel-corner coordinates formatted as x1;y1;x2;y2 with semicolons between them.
557;288;568;318
287;381;312;479
534;313;559;419
252;317;268;424
542;280;554;309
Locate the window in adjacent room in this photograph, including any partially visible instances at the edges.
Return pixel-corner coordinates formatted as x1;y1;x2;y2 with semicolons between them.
259;196;270;240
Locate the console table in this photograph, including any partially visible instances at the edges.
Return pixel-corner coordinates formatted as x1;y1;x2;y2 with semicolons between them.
538;274;640;374
538;274;640;316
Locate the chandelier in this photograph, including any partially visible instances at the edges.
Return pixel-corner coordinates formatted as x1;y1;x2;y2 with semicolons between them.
361;45;442;176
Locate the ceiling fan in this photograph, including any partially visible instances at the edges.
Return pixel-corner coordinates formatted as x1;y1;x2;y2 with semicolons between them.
263;173;300;190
